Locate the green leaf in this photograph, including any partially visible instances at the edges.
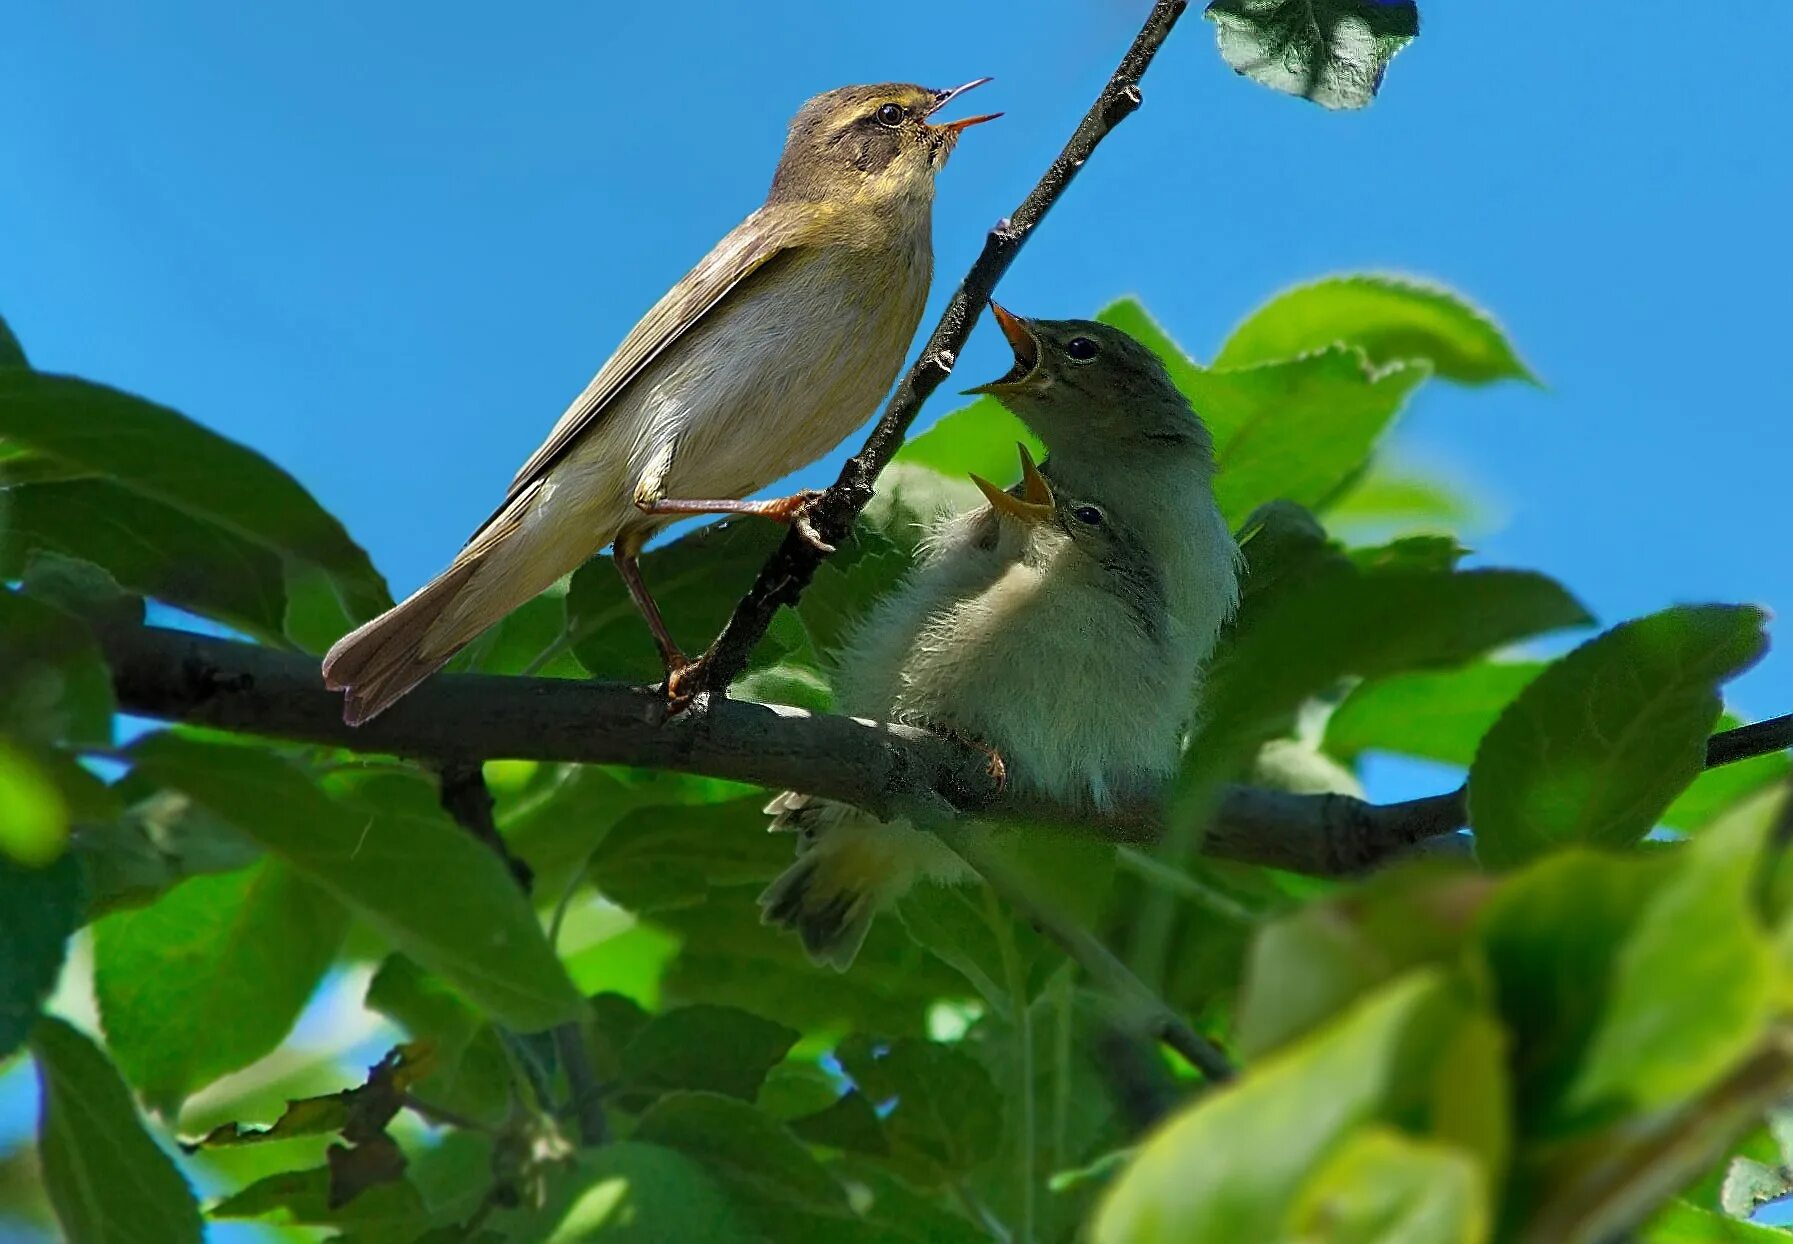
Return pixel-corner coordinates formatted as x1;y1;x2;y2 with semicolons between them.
1093;971;1502;1244
0;313;27;367
618;1004;799;1107
0;852;85;1057
1099;299;1428;526
208;1166;431;1236
1285;1126;1489;1243
1644;1200;1793;1242
0;739;70;866
1469;605;1768;867
92;859;348;1111
0;589;115;747
1217;274;1536;384
567;519;793;683
130;735;584;1031
540;1143;758;1244
836;1034;1004;1180
364;954;511;1127
794;524;912;662
31;1017;203;1243
1;479;289;641
0;370;390;621
894;396;1044;484
589;797;788;913
631;1092;861;1236
1327;462;1478;533
450;586;584;678
1474;813;1776;1137
1325;661;1546;765
1205;0;1421;110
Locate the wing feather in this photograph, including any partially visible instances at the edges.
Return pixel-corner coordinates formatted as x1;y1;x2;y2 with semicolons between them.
493;205;816;519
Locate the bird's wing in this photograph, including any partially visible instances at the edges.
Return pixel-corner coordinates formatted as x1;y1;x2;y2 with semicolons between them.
488;204;817;525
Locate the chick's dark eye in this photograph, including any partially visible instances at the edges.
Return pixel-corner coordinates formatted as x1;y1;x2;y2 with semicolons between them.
1065;337;1099;362
875;103;907;127
1073;505;1104;526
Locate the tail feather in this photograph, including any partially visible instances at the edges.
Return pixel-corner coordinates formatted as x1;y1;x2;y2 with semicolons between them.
322;560;479;725
758;853;877;972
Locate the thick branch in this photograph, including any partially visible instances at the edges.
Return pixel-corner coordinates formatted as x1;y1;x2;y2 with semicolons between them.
99;623;1793;877
689;0;1190;694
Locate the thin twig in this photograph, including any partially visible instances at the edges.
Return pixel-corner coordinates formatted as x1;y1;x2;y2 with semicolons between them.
684;0;1192;696
945;832;1235;1083
553;1023;608;1148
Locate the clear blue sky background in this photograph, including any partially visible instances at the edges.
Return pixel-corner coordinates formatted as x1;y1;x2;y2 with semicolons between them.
3;1;1790;729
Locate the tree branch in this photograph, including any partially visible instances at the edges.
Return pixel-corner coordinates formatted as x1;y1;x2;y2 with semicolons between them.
687;0;1191;695
99;621;1793;878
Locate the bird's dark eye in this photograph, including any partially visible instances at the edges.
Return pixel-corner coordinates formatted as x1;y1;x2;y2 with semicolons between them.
875;103;907;128
1073;505;1104;526
1065;337;1100;362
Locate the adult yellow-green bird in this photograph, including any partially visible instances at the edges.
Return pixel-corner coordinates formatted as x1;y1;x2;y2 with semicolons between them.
323;81;997;724
761;311;1241;968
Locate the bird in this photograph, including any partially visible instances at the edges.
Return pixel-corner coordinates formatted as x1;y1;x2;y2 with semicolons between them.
759;310;1241;969
322;81;999;725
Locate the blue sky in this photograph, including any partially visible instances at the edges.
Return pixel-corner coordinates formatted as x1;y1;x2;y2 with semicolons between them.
3;0;1790;730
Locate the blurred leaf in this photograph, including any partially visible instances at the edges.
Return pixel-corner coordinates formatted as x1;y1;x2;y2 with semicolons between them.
0;589;115;747
618;1004;799;1108
1285;1126;1489;1243
92;859;348;1112
0;480;288;640
1093;971;1502;1243
0;739;69;866
1644;1199;1793;1241
187;1043;430;1149
567;519;792;683
1326;661;1545;765
451;586;584;678
1099;300;1428;526
209;1166;430;1237
631;1091;862;1237
281;560;358;654
788;1089;889;1156
364;954;511;1127
1235;861;1494;1058
1206;0;1421;110
31;1016;203;1243
1475;814;1775;1137
0;852;84;1058
1217;274;1535;384
538;1143;757;1244
589;797;787;913
0;370;390;620
1667;717;1791;832
836;1034;1003;1181
131;735;585;1031
0;312;26;367
833;1158;987;1243
894;396;1043;484
1328;462;1477;532
74;783;260;918
795;524;911;662
1470;605;1768;867
19;548;139;628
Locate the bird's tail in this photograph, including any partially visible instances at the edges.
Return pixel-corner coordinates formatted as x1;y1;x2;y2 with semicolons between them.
323;481;568;725
759;793;959;971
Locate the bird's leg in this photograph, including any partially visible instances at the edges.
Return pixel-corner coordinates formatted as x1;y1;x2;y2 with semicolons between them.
634;491;836;554
611;545;687;677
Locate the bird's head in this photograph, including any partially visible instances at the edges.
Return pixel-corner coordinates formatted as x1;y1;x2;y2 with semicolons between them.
769;80;998;210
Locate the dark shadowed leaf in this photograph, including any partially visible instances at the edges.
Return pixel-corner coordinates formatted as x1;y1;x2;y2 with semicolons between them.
0;313;26;367
208;1166;430;1236
789;1089;889;1156
618;1004;799;1106
364;954;511;1127
836;1034;1003;1180
794;524;912;662
0;590;115;747
0;370;389;620
1099;299;1427;525
0;480;288;640
1217;274;1535;384
31;1017;203;1243
533;1143;757;1243
1206;0;1421;110
131;735;584;1031
92;860;348;1111
0;853;85;1058
1470;605;1768;867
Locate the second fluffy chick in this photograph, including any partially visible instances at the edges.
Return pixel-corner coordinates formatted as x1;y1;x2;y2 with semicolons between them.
761;313;1240;969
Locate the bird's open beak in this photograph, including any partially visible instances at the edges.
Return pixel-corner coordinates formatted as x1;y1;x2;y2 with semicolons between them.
969;443;1055;525
965;301;1042;395
926;77;1001;134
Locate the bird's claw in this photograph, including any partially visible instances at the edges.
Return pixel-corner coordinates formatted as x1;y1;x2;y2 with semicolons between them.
770;489;834;553
662;660;702;716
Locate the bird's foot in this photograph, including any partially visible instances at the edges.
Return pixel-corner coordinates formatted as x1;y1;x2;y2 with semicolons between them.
925;723;1007;796
762;490;835;553
661;658;703;716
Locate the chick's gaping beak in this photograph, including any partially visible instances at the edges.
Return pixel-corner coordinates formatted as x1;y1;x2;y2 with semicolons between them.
969;442;1055;526
965;301;1042;395
926;77;1002;134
